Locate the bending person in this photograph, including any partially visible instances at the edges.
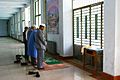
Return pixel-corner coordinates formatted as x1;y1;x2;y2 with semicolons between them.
35;24;47;70
27;26;37;66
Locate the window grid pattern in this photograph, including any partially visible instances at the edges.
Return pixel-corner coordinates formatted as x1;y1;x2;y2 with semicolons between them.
10;17;15;35
82;8;90;46
22;11;25;32
74;9;81;44
34;0;41;27
17;12;21;35
25;6;30;27
73;2;104;49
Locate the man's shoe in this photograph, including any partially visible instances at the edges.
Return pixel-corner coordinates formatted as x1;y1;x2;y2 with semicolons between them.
32;65;37;69
38;67;44;70
35;72;40;77
14;60;20;63
21;62;28;66
28;71;37;75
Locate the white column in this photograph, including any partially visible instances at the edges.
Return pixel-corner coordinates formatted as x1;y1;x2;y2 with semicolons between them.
104;0;120;76
62;0;73;57
30;0;34;26
114;0;120;76
41;0;46;24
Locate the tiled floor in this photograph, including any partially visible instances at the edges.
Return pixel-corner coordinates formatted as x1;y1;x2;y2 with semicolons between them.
0;37;97;80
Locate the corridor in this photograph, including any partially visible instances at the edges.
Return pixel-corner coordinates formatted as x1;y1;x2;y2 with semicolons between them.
0;37;96;80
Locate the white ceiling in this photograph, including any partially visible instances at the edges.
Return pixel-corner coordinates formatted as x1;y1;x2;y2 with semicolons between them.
73;0;104;9
0;0;30;20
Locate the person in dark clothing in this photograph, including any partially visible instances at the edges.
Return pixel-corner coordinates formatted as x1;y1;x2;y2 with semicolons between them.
23;27;29;62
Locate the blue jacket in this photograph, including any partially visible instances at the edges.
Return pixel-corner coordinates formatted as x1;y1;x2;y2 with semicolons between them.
27;30;37;58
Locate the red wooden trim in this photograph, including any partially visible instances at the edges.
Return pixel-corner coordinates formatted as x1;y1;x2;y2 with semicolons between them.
100;72;120;80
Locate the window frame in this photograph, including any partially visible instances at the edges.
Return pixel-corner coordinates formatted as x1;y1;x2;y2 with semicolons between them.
73;2;104;49
34;0;41;27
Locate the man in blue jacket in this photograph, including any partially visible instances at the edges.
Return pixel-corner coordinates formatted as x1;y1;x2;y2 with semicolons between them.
27;26;37;66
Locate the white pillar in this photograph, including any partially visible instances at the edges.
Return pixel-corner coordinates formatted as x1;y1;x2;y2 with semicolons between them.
114;0;120;76
104;0;120;76
41;0;46;24
30;0;34;26
62;0;73;57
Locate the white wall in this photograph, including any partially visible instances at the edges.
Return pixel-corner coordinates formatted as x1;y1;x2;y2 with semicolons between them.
104;0;115;76
104;0;120;76
0;20;8;36
115;0;120;76
47;0;73;57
